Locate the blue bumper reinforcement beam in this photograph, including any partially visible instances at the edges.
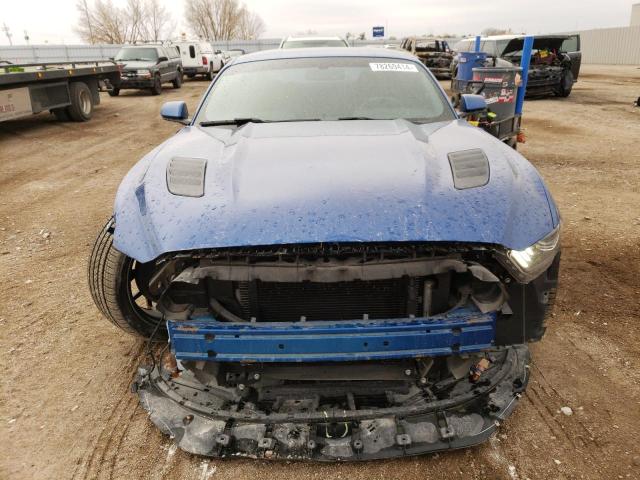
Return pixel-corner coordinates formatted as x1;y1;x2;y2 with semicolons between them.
168;306;496;362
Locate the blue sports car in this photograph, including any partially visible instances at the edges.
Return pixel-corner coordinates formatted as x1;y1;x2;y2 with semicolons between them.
89;48;560;460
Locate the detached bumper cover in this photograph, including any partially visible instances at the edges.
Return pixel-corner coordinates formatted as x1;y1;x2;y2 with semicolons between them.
135;345;530;461
169;306;496;363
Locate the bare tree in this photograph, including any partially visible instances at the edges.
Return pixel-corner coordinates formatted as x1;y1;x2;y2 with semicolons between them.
184;0;264;40
236;6;265;40
76;0;94;43
144;0;173;41
126;0;146;43
92;0;127;44
481;27;513;36
75;0;173;44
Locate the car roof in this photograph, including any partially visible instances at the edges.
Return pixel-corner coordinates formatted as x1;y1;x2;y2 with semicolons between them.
174;41;209;45
233;47;418;65
406;36;447;41
459;34;570;42
283;36;345;41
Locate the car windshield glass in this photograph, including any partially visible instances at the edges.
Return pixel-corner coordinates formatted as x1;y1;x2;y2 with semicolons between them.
494;40;511;57
282;40;347;48
195;57;453;124
115;48;158;61
415;41;438;51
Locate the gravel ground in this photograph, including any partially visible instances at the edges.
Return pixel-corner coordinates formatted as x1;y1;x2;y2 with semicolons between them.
1;65;639;480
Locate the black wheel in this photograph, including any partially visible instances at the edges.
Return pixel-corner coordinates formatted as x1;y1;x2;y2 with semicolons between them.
150;75;162;95
51;107;70;121
67;81;93;121
186;73;195;79
88;219;165;339
558;69;573;98
172;71;183;88
206;68;213;81
108;87;120;97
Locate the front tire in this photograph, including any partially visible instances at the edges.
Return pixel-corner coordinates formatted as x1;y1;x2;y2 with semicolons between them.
150;75;162;95
108;87;120;97
172;71;183;88
88;219;165;339
558;69;573;97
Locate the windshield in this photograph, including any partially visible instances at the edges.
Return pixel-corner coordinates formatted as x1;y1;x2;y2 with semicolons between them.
195;57;453;124
282;39;348;48
115;47;158;62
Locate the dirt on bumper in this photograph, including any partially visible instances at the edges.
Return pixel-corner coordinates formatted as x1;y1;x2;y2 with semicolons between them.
134;345;530;461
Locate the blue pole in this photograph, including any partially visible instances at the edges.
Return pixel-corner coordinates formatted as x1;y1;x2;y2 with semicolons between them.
515;35;533;115
474;35;481;52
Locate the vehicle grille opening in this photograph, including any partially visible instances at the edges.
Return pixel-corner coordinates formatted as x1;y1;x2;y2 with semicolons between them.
233;274;452;322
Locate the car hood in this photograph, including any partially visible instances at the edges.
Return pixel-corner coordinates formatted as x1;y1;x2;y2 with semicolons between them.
114;119;558;262
501;35;570;56
117;60;155;70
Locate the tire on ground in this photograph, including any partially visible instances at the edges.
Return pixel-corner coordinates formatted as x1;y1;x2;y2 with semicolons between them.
150;74;162;95
51;107;71;121
66;81;93;122
558;69;574;98
88;218;166;339
172;70;183;88
108;87;120;97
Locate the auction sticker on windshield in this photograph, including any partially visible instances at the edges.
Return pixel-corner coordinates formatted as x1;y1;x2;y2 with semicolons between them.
369;63;418;72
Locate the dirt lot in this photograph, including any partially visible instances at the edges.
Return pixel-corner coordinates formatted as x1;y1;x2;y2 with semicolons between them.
1;65;639;480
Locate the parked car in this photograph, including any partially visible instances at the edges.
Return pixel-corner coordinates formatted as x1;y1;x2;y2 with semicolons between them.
279;35;349;48
400;36;453;79
451;34;581;97
221;49;246;66
174;41;223;80
110;44;183;96
90;48;560;461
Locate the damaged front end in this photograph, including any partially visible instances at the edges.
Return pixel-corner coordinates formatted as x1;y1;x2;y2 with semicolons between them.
127;241;557;460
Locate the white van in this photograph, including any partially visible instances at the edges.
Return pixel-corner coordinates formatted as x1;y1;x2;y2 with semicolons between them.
174;41;223;80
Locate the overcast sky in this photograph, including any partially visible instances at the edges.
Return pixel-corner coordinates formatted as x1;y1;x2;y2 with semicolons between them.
1;0;638;45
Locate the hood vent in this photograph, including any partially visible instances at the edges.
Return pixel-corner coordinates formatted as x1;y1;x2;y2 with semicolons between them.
448;149;489;189
166;157;207;197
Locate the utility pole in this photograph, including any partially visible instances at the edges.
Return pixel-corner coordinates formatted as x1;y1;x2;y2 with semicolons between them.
2;23;13;45
24;30;30;44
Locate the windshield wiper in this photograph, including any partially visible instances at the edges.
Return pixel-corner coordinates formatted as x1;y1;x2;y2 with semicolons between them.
199;118;321;127
337;116;380;121
338;116;432;124
199;118;266;127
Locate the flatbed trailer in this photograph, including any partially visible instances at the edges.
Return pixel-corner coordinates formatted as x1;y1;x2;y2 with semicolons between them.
0;60;120;123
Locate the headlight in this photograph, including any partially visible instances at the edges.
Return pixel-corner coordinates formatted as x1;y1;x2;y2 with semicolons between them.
497;225;561;283
137;69;150;76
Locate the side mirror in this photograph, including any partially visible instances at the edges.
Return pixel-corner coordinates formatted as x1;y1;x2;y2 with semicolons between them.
214;50;222;54
459;94;487;113
161;101;189;125
157;56;169;63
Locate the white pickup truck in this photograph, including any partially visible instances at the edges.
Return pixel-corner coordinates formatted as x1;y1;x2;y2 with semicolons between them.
174;41;223;80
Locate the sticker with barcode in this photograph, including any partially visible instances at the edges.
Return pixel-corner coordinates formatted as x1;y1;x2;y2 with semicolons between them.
369;63;419;72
